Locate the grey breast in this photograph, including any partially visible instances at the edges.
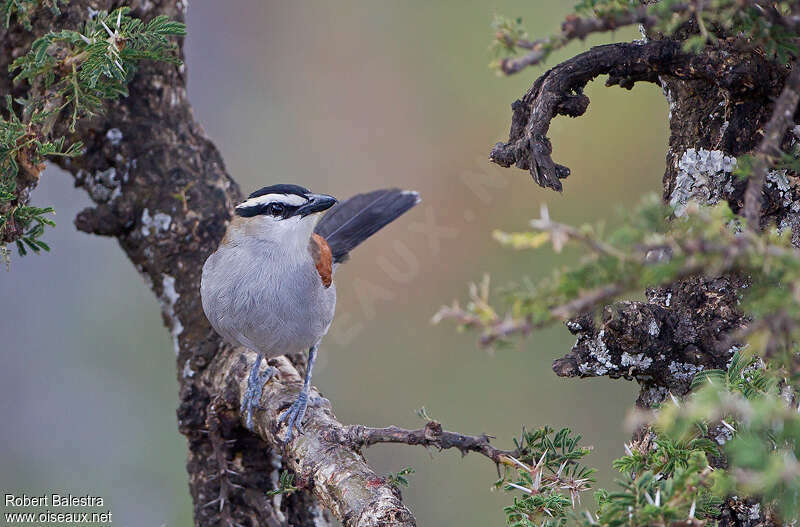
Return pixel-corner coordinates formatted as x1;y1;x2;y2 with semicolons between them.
201;242;336;357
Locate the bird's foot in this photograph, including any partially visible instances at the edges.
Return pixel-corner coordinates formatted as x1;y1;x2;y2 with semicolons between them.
242;359;276;430
279;390;312;443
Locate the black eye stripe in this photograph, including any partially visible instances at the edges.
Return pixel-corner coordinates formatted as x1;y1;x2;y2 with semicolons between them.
268;203;301;218
235;202;301;218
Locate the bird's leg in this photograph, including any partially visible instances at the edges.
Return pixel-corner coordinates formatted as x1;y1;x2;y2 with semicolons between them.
241;352;276;430
279;342;319;442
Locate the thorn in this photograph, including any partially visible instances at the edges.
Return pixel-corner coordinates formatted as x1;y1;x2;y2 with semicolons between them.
655;488;661;507
532;452;547;491
202;497;221;509
506;455;532;472
644;491;654;505
669;392;681;407
535;451;547;470
721;419;736;433
116;8;122;29
100;19;115;38
506;482;533;495
689;499;697;519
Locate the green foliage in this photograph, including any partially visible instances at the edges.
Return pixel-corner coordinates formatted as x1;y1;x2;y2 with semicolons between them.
489;14;534;62
612;436;719;477
497;427;595;526
11;7;186;131
573;0;638;17
657;351;800;521
265;470;298;497
594;452;722;526
1;0;63;30
0;96;81;260
386;467;415;489
1;6;185;262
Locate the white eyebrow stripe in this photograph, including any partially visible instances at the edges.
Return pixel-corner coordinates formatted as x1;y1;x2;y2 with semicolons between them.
236;193;307;209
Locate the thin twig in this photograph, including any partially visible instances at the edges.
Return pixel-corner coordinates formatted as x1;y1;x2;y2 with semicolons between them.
332;421;518;465
500;3;690;75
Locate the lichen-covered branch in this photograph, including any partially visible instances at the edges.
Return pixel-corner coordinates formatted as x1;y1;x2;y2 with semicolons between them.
206;352;416;527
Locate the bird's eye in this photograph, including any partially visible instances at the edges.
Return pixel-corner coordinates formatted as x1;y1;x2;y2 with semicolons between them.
267;203;285;217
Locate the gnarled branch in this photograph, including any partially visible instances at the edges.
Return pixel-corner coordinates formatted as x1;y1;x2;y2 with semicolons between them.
491;40;783;191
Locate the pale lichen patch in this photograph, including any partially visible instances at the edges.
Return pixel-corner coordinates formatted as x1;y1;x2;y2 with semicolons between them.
159;274;183;355
668;361;703;382
621;352;653;371
141;208;172;236
106;128;123;145
578;330;618;375
670;148;737;217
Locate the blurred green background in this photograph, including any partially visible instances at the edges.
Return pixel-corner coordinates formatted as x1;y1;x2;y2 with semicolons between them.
0;1;668;525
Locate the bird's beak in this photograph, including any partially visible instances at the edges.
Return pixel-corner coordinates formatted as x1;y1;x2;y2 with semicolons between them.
297;194;337;217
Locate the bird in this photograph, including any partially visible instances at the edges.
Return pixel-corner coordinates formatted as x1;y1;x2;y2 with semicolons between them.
200;184;420;441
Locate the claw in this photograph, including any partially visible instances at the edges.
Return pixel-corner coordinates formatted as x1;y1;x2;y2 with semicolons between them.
241;354;276;430
278;342;321;443
279;390;309;443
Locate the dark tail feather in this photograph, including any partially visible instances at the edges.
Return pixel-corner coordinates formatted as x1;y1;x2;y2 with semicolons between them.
315;188;420;263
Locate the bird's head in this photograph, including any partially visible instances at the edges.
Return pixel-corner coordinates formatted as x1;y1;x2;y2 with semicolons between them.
229;184;337;247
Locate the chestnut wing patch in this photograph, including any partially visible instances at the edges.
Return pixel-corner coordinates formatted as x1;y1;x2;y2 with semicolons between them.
309;233;333;288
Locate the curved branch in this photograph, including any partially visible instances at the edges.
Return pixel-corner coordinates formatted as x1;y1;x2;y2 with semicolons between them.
491;40;783;191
